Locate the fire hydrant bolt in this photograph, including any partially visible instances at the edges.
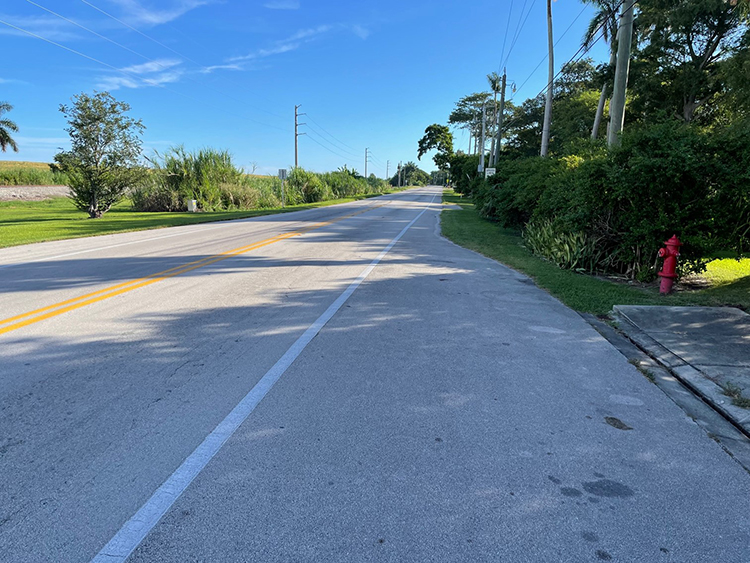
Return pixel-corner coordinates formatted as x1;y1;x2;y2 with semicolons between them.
657;235;682;295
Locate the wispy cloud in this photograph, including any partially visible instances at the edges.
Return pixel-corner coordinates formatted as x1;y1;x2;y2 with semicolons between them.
106;0;212;26
97;58;184;90
121;59;182;74
0;13;81;41
351;24;370;40
0;77;29;85
14;136;69;147
263;0;300;9
229;24;332;63
199;63;243;74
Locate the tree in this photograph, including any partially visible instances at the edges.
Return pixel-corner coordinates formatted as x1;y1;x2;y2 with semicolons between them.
55;92;146;218
0;102;19;153
417;124;454;170
449;92;492;154
581;0;621;138
634;0;750;123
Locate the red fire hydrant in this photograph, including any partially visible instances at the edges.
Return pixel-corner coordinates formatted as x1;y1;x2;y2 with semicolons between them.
657;235;682;294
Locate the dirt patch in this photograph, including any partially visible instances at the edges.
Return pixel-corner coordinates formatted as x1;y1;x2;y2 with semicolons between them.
0;185;70;201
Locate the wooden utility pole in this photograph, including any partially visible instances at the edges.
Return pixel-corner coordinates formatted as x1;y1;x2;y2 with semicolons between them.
608;0;636;147
364;148;368;178
540;0;554;157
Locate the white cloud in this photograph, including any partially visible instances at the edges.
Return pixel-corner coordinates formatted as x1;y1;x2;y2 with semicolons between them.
351;25;370;40
97;58;184;90
229;25;332;63
14;136;69;147
0;13;81;41
0;78;29;85
263;0;300;9
106;0;212;26
120;59;182;74
199;63;243;74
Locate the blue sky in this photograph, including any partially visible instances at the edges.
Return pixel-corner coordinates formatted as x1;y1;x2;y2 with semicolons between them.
0;0;609;176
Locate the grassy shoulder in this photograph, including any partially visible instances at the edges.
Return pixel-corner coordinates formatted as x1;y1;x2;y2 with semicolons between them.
0;192;398;248
441;190;750;315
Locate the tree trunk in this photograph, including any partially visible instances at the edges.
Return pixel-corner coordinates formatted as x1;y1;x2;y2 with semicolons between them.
592;36;619;140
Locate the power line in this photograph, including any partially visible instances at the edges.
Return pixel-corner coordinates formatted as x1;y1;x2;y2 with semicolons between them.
0;17;288;133
501;0;537;70
499;0;515;68
509;3;590;101
305;113;361;153
499;0;627;136
77;0;286;120
303;134;359;164
303;122;361;158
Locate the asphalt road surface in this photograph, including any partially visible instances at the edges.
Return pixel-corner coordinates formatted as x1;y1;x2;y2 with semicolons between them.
1;187;749;562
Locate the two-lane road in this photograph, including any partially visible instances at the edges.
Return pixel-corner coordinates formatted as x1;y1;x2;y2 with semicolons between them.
1;187;749;562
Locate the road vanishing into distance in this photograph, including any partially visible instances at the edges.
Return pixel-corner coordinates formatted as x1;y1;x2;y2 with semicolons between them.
1;187;749;562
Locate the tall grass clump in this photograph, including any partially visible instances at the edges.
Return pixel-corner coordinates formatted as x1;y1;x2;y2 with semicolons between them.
0;162;69;186
131;146;392;212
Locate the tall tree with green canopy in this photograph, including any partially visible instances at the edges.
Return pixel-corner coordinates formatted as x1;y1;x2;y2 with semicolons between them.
55;91;147;218
634;0;750;123
0;102;19;153
449;92;492;154
417;124;454;171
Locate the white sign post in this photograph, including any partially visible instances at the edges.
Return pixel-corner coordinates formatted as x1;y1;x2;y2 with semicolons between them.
278;169;287;207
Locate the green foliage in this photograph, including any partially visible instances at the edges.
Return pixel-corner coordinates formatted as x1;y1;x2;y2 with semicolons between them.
132;147;388;212
523;219;608;273
0;164;69;186
474;122;748;280
55;91;147;218
389;161;430;187
0;102;19;153
417;124;454;170
446;153;480;194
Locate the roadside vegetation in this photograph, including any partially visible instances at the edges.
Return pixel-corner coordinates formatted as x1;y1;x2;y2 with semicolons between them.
0;161;70;186
0;193;392;248
441;191;750;315
422;0;749;307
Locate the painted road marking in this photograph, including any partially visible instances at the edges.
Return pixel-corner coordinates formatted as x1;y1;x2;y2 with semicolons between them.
89;193;437;563
0;201;390;336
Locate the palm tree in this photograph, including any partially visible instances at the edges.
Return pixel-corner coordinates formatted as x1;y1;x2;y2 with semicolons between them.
0;102;19;153
487;72;502;164
582;0;621;139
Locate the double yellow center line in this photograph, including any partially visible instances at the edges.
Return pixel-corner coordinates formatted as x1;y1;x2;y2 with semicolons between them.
0;203;385;336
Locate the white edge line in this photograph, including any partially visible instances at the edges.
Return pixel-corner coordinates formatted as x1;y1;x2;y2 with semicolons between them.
90;191;437;563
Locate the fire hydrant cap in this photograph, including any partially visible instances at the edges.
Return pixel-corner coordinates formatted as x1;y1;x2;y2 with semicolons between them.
664;235;682;247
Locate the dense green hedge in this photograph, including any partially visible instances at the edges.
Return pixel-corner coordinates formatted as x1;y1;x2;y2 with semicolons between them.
469;121;750;280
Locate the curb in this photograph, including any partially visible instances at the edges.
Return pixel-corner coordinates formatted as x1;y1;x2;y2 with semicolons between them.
612;305;750;438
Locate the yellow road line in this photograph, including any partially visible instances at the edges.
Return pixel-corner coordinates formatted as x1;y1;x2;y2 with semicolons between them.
0;202;384;336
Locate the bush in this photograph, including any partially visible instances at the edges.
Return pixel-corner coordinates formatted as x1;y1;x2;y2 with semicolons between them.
478;121;749;280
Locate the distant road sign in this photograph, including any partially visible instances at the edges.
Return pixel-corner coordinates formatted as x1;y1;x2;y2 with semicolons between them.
278;169;288;180
484;168;496;178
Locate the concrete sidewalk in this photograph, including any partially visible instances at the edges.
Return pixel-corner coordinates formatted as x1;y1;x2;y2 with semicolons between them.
614;305;750;435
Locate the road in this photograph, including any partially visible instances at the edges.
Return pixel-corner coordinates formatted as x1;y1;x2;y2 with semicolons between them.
1;186;749;562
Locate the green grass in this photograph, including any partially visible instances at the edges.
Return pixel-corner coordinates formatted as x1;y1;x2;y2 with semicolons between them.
0;160;69;186
441;190;750;315
0;193;393;248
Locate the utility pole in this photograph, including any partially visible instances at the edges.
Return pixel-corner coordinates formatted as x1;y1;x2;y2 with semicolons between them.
478;100;487;173
364;148;368;178
294;105;306;168
540;0;554;157
386;160;390;181
397;162;402;187
491;69;507;167
608;0;636;147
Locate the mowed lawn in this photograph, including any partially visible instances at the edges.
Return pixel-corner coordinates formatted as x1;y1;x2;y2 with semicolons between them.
0;195;379;248
440;191;750;315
